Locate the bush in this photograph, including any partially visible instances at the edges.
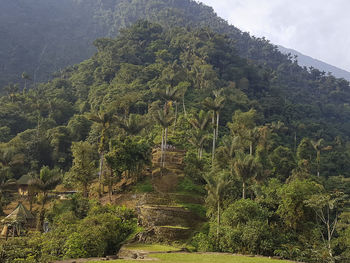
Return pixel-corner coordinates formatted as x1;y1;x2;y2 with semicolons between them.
0;232;43;263
219;199;275;255
0;203;137;262
64;213;135;258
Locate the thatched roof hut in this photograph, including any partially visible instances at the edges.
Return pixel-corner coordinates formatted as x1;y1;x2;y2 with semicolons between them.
17;174;33;196
1;202;35;238
2;202;34;225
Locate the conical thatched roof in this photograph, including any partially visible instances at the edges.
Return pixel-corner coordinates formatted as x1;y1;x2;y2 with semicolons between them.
2;203;34;224
17;174;33;185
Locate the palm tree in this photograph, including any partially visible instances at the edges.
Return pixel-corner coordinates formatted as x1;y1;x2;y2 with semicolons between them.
203;90;225;162
21;72;31;90
153;108;175;167
157;85;182;126
29;166;61;231
218;135;241;174
118;114;148;136
88;110;117;196
233;153;260;199
188;110;211;159
176;82;190;117
311;138;332;177
203;169;231;243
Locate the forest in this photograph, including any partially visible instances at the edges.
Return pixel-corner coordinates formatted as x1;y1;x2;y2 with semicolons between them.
0;1;350;263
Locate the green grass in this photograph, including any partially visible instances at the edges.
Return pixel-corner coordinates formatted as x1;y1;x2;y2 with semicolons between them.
91;253;293;263
159;225;190;229
123;243;180;252
177;177;206;195
133;178;154;193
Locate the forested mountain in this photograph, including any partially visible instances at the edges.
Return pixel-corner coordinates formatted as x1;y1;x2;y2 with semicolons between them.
1;1;350;262
278;45;350;81
0;0;298;89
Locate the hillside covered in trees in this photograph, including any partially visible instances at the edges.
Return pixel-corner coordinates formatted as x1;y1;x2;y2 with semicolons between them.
0;0;333;90
1;1;350;262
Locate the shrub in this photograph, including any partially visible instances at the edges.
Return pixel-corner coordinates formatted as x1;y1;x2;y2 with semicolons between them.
219;199;275;255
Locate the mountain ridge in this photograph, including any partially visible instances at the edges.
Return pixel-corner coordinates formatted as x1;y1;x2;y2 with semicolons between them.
278;45;350;81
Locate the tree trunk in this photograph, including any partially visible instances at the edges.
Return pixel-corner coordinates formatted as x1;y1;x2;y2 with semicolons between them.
182;96;187;116
216;112;220;140
160;128;164;166
242;181;246;199
163;127;168;168
83;184;89;198
108;183;112;203
98;152;104;197
212;114;216;163
174;102;178;127
217;201;220;246
327;208;334;262
37;197;46;231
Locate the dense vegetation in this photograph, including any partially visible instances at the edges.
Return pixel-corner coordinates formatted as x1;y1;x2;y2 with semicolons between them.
0;0;336;91
1;0;350;262
0;198;136;262
1;20;350;262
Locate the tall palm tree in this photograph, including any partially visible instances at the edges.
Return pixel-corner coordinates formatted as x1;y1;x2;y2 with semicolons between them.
203;170;231;243
21;72;31;90
88;110;117;196
188;110;211;159
117;114;148;136
203;91;225;162
157;85;182;126
153;108;175;167
29;166;61;231
218;135;241;174
311;138;332;177
233;153;259;199
176;82;190;117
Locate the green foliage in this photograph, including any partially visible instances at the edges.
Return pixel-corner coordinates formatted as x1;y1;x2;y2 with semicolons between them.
177;177;205;195
1;5;350;262
191;231;215;252
105;136;151;179
182;203;206;219
277;179;322;232
219;199;274;255
183;151;209;184
64;213;129;258
270;146;296;181
66;141;97;197
133;178;154;193
0;201;136;262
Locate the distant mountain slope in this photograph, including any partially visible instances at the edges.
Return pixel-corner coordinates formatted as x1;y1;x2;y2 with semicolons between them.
278;45;350;81
0;0;288;90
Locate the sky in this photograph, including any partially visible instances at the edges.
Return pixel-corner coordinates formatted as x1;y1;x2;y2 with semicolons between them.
200;0;350;71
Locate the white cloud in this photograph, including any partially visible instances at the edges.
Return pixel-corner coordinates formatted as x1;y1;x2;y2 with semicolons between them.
200;0;350;71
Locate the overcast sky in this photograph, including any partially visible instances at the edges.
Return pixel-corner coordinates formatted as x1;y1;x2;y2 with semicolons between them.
200;0;350;71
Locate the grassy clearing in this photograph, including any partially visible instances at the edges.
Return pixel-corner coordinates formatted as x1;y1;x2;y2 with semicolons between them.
123;243;180;252
91;253;293;263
